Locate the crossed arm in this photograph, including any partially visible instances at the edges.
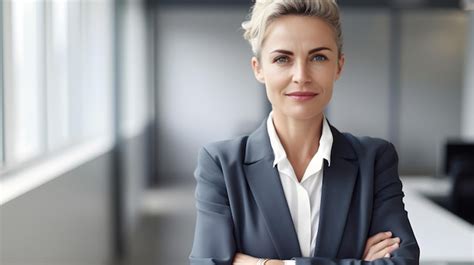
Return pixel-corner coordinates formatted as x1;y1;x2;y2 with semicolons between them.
190;143;420;265
233;231;401;264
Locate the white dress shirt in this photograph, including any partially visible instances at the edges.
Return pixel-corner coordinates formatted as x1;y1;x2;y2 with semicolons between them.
266;112;333;265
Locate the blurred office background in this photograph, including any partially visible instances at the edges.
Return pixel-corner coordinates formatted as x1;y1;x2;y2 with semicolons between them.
0;0;473;264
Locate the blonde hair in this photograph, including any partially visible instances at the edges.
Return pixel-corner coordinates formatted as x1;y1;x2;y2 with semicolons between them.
242;0;343;59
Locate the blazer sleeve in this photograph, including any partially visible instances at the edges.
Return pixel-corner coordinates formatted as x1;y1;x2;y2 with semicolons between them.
292;142;420;265
189;147;236;265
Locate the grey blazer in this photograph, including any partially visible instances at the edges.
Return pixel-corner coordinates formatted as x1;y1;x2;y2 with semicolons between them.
190;120;420;265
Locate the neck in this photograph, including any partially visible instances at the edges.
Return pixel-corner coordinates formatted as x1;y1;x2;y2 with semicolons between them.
272;110;324;163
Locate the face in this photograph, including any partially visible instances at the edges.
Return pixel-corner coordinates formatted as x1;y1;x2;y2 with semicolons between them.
252;15;344;121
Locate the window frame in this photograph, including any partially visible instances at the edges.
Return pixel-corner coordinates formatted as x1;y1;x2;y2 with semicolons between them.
0;0;4;168
0;0;115;178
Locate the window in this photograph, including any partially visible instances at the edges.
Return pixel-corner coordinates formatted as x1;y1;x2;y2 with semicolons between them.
46;0;71;151
1;0;114;173
0;0;4;168
3;0;46;167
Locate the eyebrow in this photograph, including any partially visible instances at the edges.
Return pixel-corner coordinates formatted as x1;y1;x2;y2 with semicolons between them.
270;47;332;55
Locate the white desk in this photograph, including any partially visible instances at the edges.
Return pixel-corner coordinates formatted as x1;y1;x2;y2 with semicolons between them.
401;176;474;263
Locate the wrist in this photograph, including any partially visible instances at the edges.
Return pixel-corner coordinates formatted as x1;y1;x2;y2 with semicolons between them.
266;260;284;265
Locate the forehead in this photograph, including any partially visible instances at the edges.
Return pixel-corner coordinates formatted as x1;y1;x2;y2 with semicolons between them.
262;15;337;51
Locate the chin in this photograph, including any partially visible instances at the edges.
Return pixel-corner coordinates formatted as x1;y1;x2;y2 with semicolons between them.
283;107;324;121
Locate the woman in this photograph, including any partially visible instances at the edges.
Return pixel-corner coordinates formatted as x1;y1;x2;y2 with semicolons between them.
190;1;419;264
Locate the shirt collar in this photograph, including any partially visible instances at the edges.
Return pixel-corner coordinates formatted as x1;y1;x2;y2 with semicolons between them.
266;111;333;169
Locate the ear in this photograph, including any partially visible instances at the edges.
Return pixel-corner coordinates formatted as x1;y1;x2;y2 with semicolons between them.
251;56;265;84
335;53;345;80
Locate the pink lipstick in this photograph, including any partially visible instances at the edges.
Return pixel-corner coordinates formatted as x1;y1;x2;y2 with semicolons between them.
285;91;318;101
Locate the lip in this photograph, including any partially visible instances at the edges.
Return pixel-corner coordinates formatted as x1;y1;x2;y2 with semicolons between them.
285;91;318;101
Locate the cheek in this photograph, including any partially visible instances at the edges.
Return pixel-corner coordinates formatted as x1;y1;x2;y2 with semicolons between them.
313;65;339;86
264;87;277;106
264;80;286;105
264;69;290;90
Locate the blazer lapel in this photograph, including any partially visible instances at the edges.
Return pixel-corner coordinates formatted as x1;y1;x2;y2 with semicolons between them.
243;120;302;259
314;124;359;258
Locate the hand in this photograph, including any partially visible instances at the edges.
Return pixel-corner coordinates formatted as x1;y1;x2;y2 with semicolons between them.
363;231;400;261
233;253;283;265
233;253;259;264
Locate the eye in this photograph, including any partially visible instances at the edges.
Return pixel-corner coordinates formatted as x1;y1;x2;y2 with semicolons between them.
273;56;289;64
311;54;328;62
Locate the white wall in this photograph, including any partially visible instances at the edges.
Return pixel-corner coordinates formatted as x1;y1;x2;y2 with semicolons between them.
0;155;113;263
156;7;266;182
332;9;467;175
399;10;467;175
330;10;391;140
462;12;474;139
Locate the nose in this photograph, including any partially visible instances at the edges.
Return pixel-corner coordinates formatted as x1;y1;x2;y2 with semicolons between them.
292;60;311;85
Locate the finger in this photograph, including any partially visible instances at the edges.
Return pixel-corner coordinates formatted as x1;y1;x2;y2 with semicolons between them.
366;231;393;247
374;243;399;260
366;243;397;261
369;237;400;255
364;232;392;256
365;231;392;254
365;237;399;261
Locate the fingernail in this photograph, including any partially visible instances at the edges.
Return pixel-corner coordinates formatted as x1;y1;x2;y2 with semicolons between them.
394;237;400;242
394;243;399;248
385;231;392;236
